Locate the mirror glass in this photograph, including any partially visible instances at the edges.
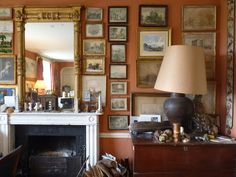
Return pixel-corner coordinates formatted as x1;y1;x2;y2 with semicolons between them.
25;22;75;96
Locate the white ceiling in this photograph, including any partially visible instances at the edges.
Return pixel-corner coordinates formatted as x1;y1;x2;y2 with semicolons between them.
25;22;74;61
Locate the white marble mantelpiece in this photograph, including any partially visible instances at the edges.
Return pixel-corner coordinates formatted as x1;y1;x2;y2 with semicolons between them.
0;112;101;168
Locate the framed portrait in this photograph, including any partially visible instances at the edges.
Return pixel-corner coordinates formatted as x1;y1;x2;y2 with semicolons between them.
83;39;106;55
109;64;127;79
182;32;216;56
83;56;105;75
108;25;128;42
0;55;15;84
86;7;103;22
138;27;171;58
139;5;168;27
110;44;126;63
82;75;106;104
25;57;37;80
85;23;104;38
0;86;16;104
137;59;162;88
0;20;13;33
0;8;12;19
0;33;13;54
131;92;170;120
110;81;127;95
108;6;128;24
182;5;216;31
108;115;129;130
111;98;128;111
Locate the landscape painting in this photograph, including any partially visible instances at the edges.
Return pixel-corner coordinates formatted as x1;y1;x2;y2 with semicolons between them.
111;44;126;62
0;33;13;54
83;39;105;55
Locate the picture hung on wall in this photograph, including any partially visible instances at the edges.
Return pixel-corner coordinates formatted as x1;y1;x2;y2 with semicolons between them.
0;20;13;33
182;32;216;56
108;25;128;42
131;92;170;120
25;57;37;80
85;23;104;38
138;27;171;58
110;44;126;63
83;56;105;75
0;33;13;54
86;7;103;21
108;6;128;24
108;115;129;130
110;81;127;95
83;39;106;55
0;55;15;84
0;86;16;104
136;59;162;88
25;80;36;92
0;8;12;19
182;5;216;31
109;64;127;79
111;97;128;111
139;5;168;27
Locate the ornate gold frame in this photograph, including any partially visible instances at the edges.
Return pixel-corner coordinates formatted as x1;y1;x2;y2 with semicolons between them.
14;6;82;112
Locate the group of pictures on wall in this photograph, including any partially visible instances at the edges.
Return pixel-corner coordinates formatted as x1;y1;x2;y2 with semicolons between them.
181;5;217;114
0;7;15;88
108;6;129;130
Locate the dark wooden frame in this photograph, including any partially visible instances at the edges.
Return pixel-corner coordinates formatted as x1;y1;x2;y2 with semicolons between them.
108;25;128;42
110;43;127;63
108;6;128;24
109;64;128;79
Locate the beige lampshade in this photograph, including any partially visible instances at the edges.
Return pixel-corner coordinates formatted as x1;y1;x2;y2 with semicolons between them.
34;80;46;89
154;45;207;95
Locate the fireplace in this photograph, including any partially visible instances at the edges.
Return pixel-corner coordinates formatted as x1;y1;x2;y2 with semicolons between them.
15;125;86;177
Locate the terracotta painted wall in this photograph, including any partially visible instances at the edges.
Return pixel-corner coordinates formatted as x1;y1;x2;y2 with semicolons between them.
0;0;229;166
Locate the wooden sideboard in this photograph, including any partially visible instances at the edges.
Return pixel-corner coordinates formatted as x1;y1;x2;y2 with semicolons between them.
132;134;236;177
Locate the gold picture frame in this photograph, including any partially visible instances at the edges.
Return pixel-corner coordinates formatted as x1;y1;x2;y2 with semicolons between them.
83;56;105;75
0;55;16;84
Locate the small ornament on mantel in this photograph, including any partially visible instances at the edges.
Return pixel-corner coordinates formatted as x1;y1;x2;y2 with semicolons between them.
96;91;102;113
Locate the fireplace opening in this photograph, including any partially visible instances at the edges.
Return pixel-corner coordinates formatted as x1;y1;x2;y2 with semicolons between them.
15;125;86;177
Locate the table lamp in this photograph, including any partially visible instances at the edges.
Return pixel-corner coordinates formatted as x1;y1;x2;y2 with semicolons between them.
154;45;207;143
34;80;46;95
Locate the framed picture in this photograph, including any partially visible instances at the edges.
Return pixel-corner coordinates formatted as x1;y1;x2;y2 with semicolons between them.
85;23;104;38
137;59;162;88
138;27;171;58
131;92;170;120
82;75;106;104
108;25;128;42
108;115;129;130
83;56;105;75
0;55;15;84
182;32;216;56
110;81;127;95
25;80;36;92
25;57;37;80
108;6;128;24
86;7;103;22
110;44;126;63
0;33;13;54
0;8;12;19
111;98;128;111
83;39;106;55
0;86;16;104
182;5;216;31
139;5;168;27
109;64;127;79
0;21;13;33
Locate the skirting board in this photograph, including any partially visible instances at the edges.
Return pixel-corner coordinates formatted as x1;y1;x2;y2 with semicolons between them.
100;132;131;138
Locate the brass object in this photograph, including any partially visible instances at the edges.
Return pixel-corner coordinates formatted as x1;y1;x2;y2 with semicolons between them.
13;6;82;111
173;123;180;143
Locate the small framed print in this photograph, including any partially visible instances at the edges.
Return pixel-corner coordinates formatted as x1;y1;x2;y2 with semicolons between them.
110;44;126;63
111;98;128;111
139;5;168;27
0;55;16;84
110;81;127;95
83;56;105;75
0;86;16;104
108;115;129;130
108;6;128;24
137;59;162;88
86;23;104;38
0;21;13;33
86;7;103;22
0;33;13;54
138;27;171;58
182;5;216;31
0;8;12;19
83;39;106;56
108;25;128;42
109;64;127;79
